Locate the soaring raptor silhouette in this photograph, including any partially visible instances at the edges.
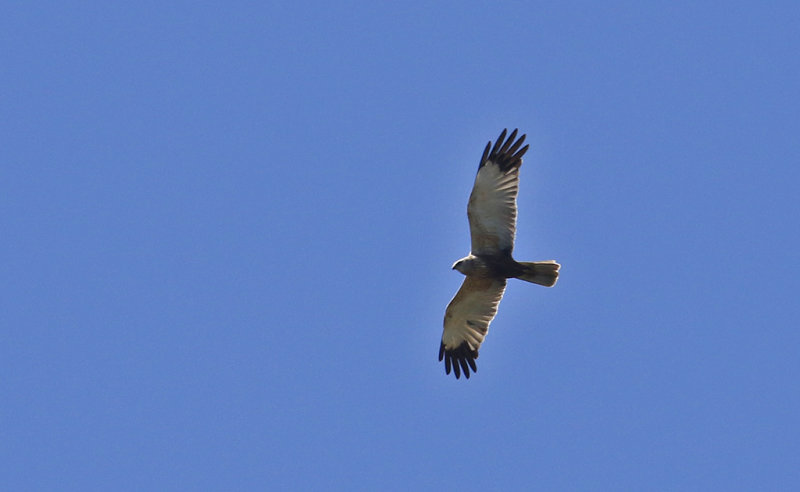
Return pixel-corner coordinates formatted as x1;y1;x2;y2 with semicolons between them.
439;129;560;379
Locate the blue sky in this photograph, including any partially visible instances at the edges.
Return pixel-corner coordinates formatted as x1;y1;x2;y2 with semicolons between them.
3;1;799;490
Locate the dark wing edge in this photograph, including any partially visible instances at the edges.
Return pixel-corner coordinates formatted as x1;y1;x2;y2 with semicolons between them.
478;128;530;173
438;341;479;380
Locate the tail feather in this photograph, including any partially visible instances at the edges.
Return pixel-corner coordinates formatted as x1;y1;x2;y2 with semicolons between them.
516;261;560;287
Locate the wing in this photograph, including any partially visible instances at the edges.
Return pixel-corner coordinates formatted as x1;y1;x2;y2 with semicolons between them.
439;276;507;379
468;129;529;256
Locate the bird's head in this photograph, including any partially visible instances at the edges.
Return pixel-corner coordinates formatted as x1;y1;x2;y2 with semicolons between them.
451;256;474;275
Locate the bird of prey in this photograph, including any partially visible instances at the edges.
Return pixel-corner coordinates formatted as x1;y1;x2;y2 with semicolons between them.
439;129;560;379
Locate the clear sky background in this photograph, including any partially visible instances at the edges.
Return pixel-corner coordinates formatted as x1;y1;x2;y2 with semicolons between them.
3;1;799;490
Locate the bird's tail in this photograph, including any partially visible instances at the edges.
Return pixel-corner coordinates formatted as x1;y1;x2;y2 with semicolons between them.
516;261;560;287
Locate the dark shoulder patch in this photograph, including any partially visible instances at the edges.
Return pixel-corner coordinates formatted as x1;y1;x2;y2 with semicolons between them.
439;341;479;380
478;128;529;173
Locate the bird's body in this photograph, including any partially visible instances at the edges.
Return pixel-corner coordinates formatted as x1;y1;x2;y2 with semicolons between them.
439;129;560;379
453;253;525;278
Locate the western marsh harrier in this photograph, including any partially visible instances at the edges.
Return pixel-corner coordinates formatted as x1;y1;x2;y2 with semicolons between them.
439;129;560;379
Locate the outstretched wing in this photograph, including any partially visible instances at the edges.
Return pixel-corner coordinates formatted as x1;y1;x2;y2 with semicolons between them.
468;129;529;256
439;276;507;379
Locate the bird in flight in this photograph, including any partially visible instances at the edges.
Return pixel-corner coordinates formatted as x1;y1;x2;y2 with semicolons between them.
439;129;560;379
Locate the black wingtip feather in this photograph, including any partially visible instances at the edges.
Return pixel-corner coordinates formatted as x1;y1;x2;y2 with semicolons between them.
497;128;518;155
505;133;526;156
480;128;529;172
459;358;470;379
478;142;491;168
439;341;479;380
512;144;529;161
491;128;508;156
